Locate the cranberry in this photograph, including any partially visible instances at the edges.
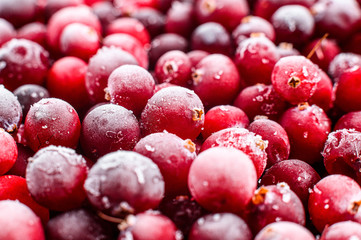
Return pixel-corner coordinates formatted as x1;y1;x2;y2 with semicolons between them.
328;52;361;82
248;118;290;167
0;175;49;224
254;221;315;240
271;5;315;46
0;0;38;27
308;174;361;232
247;183;306;234
0;18;15;47
106;64;155;117
118;212;181;240
279;103;331;164
84;150;164;216
106;17;151;48
131;7;165;39
233;84;287;121
232;16;276;45
311;0;361;41
6;144;33;177
103;33;149;69
91;1;122;35
16;22;47;48
202;105;249;139
0;129;18;175
334;111;361;131
188;213;252;240
46;209;114;240
155;50;192;87
85;46;139;104
165;1;195;38
259;159;321;206
195;0;249;32
191;22;233;56
24;98;81;152
234;35;280;86
0;200;45;240
201;127;267;178
59;23;100;61
0;85;23;133
271;55;321;104
0;39;49;91
320;221;361;240
80;104;140;160
188;147;257;215
140;86;204;140
46;5;101;53
192;54;241;108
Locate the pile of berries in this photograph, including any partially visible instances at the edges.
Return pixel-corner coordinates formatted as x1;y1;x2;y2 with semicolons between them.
2;0;361;239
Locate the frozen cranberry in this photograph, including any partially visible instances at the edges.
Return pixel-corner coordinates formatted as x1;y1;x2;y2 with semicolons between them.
14;84;49;118
235;35;280;86
0;39;49;91
44;0;84;19
24;98;81;151
118;212;180;240
92;1;122;35
134;132;196;196
277;42;300;58
59;23;100;61
335;66;361;112
26;146;88;211
47;57;89;110
254;221;315;240
254;0;316;20
322;129;361;184
303;38;341;73
192;54;241;108
165;2;195;38
188;147;257;215
106;17;151;48
308;174;361;232
84;150;164;216
260;160;321;206
103;33;149;69
271;5;315;46
248;118;290;167
148;33;188;69
46;5;101;53
6;144;32;177
187;50;209;68
202;105;249;139
328;52;361;82
106;64;155;117
46;209;114;240
16;22;47;48
155;50;192;87
0;18;15;47
271;55;321;104
0;0;38;27
320;221;361;240
334;111;361;131
191;22;232;56
311;0;361;41
189;213;252;240
308;70;334;112
279;103;331;164
0;200;45;240
201;127;267;178
0;129;17;175
80;104;140;160
233;84;287;121
195;0;249;32
131;7;165;39
85;46;139;104
140;86;204;140
248;183;306;234
0;85;22;133
0;175;49;224
232;16;276;45
159;195;208;237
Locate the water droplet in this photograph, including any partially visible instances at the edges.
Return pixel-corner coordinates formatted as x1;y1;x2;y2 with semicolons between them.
324;204;329;209
197;217;205;225
42;125;48;129
282;193;291;203
145;144;155;152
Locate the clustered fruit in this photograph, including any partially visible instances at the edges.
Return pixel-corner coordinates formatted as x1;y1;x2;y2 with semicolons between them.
2;0;361;239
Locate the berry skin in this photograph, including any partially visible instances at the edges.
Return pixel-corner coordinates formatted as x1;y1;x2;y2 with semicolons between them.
188;147;257;216
320;221;361;240
0;128;18;176
334;111;361;131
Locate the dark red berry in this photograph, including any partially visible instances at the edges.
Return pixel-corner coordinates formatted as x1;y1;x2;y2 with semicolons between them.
334;111;361;131
131;7;165;39
165;1;195;38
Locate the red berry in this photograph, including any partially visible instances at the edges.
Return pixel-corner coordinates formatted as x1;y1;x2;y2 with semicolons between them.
0;129;18;175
